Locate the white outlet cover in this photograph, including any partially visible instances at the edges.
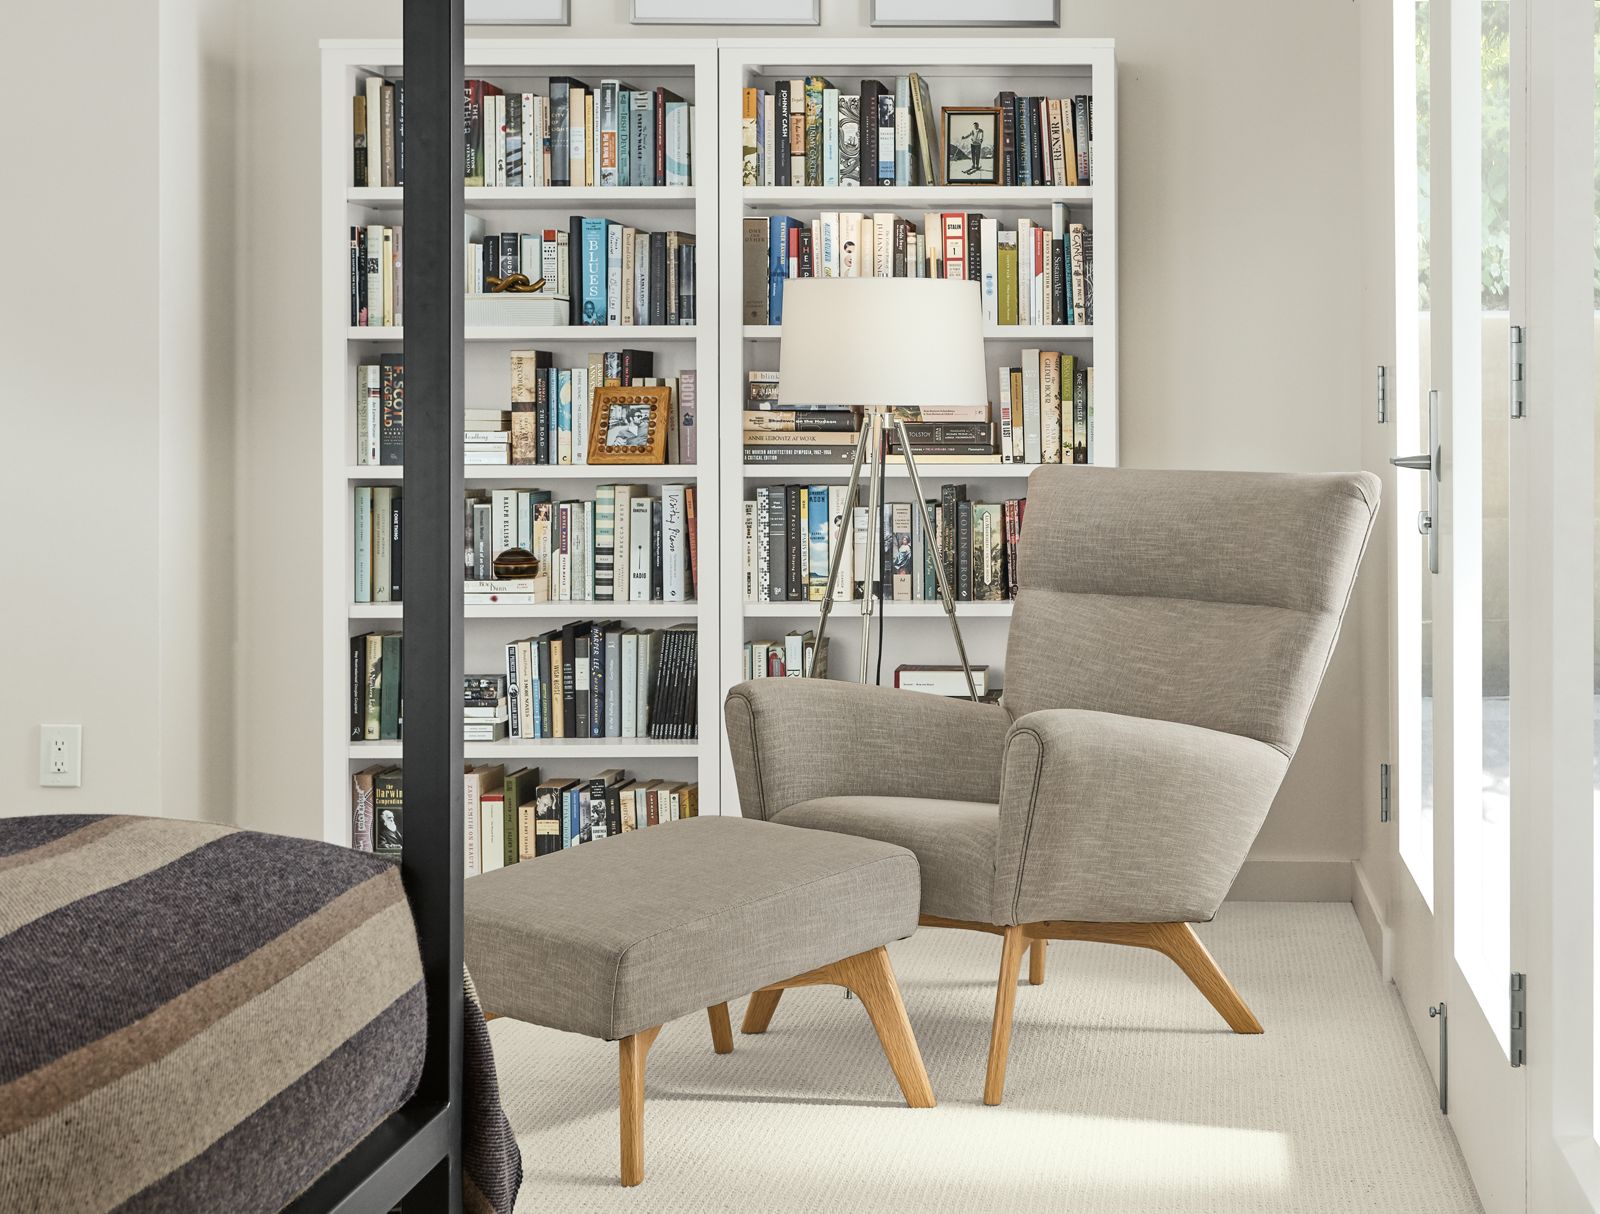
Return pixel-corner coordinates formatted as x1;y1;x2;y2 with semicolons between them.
39;724;81;788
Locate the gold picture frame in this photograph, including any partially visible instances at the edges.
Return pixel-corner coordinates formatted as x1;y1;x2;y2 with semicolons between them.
586;385;671;464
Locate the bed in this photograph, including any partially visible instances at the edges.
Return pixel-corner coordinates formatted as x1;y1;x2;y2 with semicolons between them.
0;815;521;1213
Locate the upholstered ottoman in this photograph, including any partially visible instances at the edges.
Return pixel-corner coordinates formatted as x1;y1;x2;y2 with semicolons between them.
464;815;930;1185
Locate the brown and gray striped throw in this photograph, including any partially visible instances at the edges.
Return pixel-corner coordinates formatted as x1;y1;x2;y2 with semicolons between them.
0;815;521;1214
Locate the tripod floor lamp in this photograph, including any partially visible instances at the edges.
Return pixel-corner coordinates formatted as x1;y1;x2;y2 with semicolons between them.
774;277;989;700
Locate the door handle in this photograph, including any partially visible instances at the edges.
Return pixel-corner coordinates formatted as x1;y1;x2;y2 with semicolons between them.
1389;388;1441;574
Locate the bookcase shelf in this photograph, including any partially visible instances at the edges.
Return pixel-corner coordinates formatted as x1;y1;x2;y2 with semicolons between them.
350;601;699;620
324;37;1114;849
347;464;703;482
743;185;1093;209
717;38;1117;801
347;325;699;343
350;738;702;761
349;185;698;209
744;601;1013;618
740;462;1029;480
741;325;1094;342
324;39;722;849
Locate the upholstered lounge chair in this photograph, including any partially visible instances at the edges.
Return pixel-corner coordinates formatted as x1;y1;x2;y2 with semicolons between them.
725;466;1379;1104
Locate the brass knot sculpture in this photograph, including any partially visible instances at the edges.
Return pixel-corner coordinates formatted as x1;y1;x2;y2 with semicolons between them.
484;274;547;294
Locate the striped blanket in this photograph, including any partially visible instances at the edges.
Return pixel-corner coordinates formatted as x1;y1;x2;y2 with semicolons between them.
0;815;521;1214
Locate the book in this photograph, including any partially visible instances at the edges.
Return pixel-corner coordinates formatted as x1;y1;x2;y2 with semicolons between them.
374;768;403;860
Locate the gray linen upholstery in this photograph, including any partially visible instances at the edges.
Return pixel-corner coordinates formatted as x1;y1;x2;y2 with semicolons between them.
771;796;998;922
463;817;918;1041
726;678;1009;820
725;467;1380;928
1005;468;1379;754
996;710;1289;923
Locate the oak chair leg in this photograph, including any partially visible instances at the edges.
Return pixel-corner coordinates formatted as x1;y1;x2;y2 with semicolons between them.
984;925;1028;1106
749;946;935;1108
618;1024;662;1187
707;1002;734;1054
1029;939;1047;986
1147;922;1263;1034
741;988;784;1035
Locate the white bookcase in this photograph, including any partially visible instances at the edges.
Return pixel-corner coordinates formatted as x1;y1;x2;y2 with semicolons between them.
715;39;1118;795
320;40;721;846
320;37;1115;843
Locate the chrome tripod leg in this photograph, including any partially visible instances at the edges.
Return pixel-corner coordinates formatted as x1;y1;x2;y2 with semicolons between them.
811;424;874;675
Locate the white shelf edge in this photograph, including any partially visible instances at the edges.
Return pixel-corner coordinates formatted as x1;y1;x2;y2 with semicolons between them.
742;186;1092;207
742;325;1094;341
349;601;702;620
740;462;1033;479
743;601;1013;618
348;739;703;760
348;325;700;342
348;185;698;207
346;465;703;481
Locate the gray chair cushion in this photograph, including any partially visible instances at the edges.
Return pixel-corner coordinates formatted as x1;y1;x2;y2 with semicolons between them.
773;796;997;924
463;817;918;1041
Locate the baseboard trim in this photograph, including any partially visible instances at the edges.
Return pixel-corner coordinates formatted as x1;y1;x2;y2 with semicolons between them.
1350;860;1392;981
1226;858;1354;903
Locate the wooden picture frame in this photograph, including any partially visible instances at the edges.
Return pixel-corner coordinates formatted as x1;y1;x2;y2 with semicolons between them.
942;107;1001;185
587;386;671;464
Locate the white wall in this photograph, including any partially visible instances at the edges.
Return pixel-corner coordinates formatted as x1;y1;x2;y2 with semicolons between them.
0;0;238;821
0;1;162;817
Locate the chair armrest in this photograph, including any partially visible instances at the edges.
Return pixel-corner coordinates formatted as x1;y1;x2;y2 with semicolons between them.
724;679;1011;820
994;709;1290;925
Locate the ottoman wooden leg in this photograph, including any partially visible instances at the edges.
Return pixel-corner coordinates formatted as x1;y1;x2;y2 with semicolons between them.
1029;939;1047;986
707;1003;734;1054
753;946;935;1109
741;989;784;1034
618;1024;662;1187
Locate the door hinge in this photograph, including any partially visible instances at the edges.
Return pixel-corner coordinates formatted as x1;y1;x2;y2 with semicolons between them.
1376;364;1389;423
1510;972;1526;1067
1379;762;1391;823
1509;325;1526;419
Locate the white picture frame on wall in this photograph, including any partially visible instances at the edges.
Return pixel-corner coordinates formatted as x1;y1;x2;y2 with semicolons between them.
631;0;819;24
870;0;1059;26
465;0;569;24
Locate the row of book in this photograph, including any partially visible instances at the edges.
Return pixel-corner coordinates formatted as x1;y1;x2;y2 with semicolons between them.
739;74;938;188
467;78;691;189
997;353;1095;465
741;485;1025;603
463;484;698;605
351;764;701;873
350;225;402;328
739;77;1092;189
351;632;403;740
505;349;696;464
352;354;697;468
499;623;699;741
567;217;696;326
742;205;1093;327
353;77;695;190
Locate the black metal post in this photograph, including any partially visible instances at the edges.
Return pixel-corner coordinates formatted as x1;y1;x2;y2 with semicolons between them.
402;0;464;1206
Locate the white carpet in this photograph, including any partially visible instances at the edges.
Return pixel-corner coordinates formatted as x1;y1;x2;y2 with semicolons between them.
492;903;1482;1212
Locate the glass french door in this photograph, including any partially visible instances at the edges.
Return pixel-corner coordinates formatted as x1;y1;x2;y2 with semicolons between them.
1386;0;1529;1207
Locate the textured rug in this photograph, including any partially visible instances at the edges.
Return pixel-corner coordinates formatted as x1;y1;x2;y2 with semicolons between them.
493;903;1481;1212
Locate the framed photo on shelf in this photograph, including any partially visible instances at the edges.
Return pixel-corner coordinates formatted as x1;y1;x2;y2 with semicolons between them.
587;386;671;464
942;107;1001;185
631;0;818;23
464;0;569;23
871;0;1058;25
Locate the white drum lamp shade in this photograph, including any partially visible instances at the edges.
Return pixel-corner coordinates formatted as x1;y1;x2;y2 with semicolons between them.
775;278;989;409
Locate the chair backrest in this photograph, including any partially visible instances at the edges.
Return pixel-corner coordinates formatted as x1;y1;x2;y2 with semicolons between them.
1004;467;1380;756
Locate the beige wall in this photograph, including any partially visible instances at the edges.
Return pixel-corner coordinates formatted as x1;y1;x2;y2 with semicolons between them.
232;0;1371;862
0;1;162;817
0;0;238;821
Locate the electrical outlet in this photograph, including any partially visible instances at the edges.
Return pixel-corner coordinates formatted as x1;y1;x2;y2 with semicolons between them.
39;725;81;788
